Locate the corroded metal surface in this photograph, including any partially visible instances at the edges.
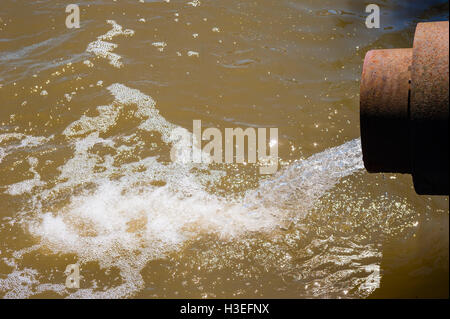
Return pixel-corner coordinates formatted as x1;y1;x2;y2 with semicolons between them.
411;21;449;195
360;48;413;174
360;21;449;195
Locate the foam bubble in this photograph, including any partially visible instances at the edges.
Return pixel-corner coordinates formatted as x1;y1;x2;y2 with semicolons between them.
0;133;51;164
152;42;167;52
3;156;45;196
83;60;94;68
188;0;201;7
187;50;200;57
86;20;135;68
6;165;45;196
0;268;39;299
107;83;178;143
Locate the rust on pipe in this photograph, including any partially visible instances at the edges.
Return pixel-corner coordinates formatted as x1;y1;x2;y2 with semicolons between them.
360;48;413;174
410;21;449;195
360;21;449;195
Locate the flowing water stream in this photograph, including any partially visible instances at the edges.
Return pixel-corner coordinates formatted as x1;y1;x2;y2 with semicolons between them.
0;0;448;298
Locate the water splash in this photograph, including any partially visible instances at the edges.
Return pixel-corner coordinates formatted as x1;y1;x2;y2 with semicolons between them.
1;83;364;298
245;139;364;220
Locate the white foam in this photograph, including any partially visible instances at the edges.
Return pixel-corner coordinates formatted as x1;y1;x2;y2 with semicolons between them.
5;157;45;196
107;83;178;143
83;60;94;68
86;20;134;68
63;104;120;137
0;268;39;299
187;50;200;57
152;41;167;52
188;0;201;7
0;133;51;164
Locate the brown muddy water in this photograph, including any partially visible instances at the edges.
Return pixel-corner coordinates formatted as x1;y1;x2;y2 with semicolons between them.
0;0;448;299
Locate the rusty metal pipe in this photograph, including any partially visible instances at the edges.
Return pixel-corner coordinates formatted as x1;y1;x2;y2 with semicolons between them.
360;21;449;195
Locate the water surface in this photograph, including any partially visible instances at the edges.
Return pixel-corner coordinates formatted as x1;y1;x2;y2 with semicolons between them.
0;0;448;298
